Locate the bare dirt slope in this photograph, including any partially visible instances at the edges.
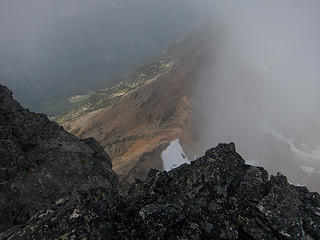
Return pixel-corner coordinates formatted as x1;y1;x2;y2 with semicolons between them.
62;52;207;184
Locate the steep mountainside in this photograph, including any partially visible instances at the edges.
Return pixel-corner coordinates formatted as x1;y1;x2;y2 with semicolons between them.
0;85;117;232
2;143;319;239
57;29;320;192
58;32;210;184
1;0;202;116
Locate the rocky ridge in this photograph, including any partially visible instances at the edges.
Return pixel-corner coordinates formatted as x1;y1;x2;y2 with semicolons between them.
0;85;117;232
0;85;319;239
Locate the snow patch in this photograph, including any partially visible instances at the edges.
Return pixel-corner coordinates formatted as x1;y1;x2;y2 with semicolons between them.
264;123;320;162
161;139;190;171
245;158;260;166
301;166;315;174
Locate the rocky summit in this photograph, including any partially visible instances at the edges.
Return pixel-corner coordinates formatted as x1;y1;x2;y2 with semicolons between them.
0;85;117;232
0;85;320;240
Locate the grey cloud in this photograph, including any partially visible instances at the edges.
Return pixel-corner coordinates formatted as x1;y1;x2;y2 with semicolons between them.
194;0;320;190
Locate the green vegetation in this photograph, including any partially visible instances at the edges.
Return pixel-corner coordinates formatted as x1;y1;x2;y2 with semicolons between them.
53;58;176;124
69;91;95;103
41;91;95;118
52;30;210;124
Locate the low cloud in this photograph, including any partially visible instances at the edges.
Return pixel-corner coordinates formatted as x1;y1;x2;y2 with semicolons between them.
193;0;320;189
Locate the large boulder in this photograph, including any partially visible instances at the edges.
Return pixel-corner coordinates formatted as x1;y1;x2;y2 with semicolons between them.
0;85;117;231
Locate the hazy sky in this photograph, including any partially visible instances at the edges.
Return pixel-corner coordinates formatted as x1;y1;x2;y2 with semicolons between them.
0;0;205;112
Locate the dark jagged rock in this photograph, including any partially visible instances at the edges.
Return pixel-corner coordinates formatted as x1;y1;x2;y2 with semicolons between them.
0;85;117;232
1;85;319;239
2;141;319;239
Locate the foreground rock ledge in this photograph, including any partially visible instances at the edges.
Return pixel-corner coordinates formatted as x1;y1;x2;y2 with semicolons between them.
0;85;118;232
1;84;319;239
1;142;319;239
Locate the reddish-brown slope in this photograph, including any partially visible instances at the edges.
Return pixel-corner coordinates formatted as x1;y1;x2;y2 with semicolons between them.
62;48;207;184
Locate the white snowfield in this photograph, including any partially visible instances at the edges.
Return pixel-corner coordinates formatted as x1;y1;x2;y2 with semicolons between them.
264;123;320;163
245;158;260;166
264;123;320;176
161;139;190;171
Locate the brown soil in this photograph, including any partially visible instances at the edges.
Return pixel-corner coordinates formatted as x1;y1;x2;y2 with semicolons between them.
62;50;207;184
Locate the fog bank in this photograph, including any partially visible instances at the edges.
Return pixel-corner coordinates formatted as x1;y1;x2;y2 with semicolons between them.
194;0;320;190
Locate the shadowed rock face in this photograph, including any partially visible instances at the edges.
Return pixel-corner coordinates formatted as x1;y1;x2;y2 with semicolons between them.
2;142;319;239
0;85;117;232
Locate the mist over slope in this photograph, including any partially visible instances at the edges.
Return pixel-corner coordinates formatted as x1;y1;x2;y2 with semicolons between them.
0;0;203;115
58;31;210;184
194;0;320;190
2;0;320;190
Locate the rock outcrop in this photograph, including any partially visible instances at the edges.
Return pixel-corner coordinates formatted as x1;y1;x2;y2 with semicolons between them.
2;142;319;239
1;85;319;239
0;85;117;232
